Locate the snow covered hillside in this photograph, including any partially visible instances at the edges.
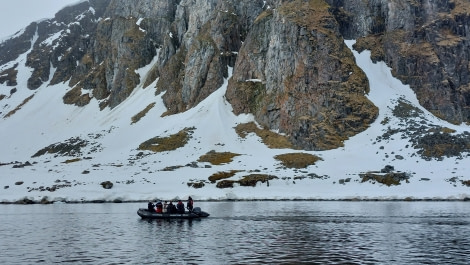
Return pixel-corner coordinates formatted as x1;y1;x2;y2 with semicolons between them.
1;39;469;203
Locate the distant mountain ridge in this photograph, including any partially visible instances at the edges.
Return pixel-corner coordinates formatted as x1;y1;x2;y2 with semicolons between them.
0;0;469;151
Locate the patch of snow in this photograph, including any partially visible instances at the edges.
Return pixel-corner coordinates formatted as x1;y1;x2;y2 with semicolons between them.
40;30;63;47
89;6;96;15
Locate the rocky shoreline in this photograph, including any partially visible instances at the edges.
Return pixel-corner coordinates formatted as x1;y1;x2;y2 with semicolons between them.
3;197;470;205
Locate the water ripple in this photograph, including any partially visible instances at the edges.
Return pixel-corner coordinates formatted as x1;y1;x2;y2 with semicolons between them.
1;201;469;264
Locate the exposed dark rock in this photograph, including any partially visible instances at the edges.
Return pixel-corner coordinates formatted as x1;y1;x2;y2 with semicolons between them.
336;0;470;124
376;98;470;159
14;198;35;204
187;181;205;188
381;165;394;173
32;137;87;157
40;197;52;204
100;181;113;189
0;64;18;86
0;23;38;66
413;131;470;159
360;171;411;186
395;155;404;160
12;161;32;168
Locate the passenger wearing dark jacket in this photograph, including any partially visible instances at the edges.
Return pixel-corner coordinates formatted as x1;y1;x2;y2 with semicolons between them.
147;202;154;211
167;201;177;213
187;196;194;212
177;200;185;214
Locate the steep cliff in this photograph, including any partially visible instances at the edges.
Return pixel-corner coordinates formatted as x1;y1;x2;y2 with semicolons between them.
226;0;378;150
330;0;470;124
155;0;267;114
1;0;469;151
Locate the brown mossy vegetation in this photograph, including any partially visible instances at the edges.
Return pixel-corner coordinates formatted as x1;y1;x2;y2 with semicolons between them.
228;80;267;115
462;180;470;187
354;35;385;62
4;95;34;118
143;63;159;88
198;150;241;165
355;30;442;65
123;68;140;99
238;174;278;187
360;172;410;186
254;8;273;24
412;129;470;159
158;48;187;116
440;127;456;134
452;0;470;15
208;170;242;183
216;179;237;188
274;153;322;168
279;0;331;34
235;122;296;149
131;102;156;124
63;86;92;107
138;127;195;152
62;158;81;164
215;174;278;188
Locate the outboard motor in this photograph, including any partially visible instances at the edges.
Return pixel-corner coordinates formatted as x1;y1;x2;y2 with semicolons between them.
192;207;202;214
192;207;210;217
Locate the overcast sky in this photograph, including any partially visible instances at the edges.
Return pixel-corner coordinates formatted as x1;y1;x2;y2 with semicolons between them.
0;0;80;39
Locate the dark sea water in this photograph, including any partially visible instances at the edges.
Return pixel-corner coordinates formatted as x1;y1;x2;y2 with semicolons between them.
1;201;469;264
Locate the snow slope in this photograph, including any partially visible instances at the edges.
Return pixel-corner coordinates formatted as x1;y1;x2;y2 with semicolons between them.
0;40;469;203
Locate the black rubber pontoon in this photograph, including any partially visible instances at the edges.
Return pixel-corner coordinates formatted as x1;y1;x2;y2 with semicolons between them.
137;207;210;219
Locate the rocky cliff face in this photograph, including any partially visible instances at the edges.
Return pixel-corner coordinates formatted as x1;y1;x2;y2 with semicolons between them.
225;0;378;150
1;0;469;150
330;0;470;124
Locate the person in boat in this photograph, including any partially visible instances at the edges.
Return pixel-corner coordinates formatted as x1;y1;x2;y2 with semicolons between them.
163;201;168;213
177;200;185;214
147;201;155;211
167;201;177;214
186;196;194;212
155;201;163;213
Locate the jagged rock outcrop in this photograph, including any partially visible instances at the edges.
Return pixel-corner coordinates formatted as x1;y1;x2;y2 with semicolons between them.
1;0;469;150
27;1;110;90
330;0;470;124
226;0;378;150
156;0;268;114
0;23;38;66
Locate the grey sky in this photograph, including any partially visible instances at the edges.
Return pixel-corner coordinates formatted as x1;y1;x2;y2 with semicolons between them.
0;0;80;39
